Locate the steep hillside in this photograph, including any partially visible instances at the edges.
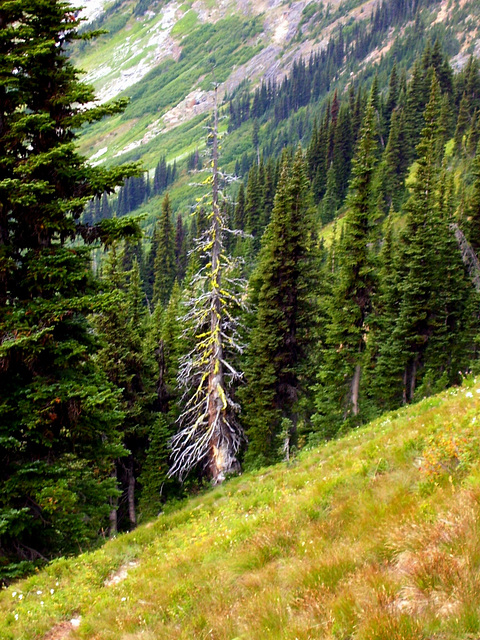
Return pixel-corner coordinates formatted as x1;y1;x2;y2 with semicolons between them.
73;0;480;171
2;379;480;639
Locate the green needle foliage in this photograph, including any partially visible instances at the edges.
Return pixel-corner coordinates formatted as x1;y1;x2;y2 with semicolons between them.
242;148;321;467
314;95;380;437
0;0;140;581
153;193;176;309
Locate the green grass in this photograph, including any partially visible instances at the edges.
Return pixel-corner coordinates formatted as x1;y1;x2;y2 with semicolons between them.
171;10;198;37
76;14;263;169
2;379;480;639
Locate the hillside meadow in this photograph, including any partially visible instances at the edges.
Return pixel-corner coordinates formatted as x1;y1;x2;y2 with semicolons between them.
2;378;480;640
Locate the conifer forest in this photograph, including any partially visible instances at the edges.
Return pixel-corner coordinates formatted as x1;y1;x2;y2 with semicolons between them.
1;0;480;587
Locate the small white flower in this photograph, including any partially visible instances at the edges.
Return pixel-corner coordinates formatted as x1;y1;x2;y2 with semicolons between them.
466;392;473;398
14;613;18;620
36;590;42;595
121;597;127;601
12;592;17;598
18;594;23;600
50;589;55;594
40;601;44;606
55;582;59;586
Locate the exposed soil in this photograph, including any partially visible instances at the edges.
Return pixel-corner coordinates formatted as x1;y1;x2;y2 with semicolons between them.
104;559;140;587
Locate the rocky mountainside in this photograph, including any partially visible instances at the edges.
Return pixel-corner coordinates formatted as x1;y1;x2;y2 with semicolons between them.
73;0;480;171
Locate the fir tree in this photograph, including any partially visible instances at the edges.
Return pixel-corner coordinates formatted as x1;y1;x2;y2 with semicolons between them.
0;0;140;579
153;193;176;308
467;140;480;255
93;247;153;532
314;95;380;436
242;148;320;466
376;75;474;403
454;93;471;154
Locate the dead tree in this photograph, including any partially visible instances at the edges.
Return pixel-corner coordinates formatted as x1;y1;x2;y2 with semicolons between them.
169;88;246;484
451;223;480;292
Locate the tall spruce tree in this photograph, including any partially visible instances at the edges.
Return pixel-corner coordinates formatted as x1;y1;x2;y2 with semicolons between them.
242;148;320;466
93;248;154;533
313;95;379;436
0;0;140;580
375;75;475;404
153;192;176;308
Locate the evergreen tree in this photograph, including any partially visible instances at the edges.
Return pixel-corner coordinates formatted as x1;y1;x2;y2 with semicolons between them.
153;193;176;308
382;107;408;209
321;164;339;224
404;58;428;163
467;140;480;255
233;183;246;231
385;61;399;128
314;96;380;436
174;214;187;283
454;93;471;154
242;148;320;466
333;104;354;203
376;75;474;403
93;247;153;532
0;1;140;580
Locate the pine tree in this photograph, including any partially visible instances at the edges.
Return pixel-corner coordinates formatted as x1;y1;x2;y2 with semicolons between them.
174;214;187;283
321;164;339;224
153;193;176;308
404;58;428;163
367;211;405;410
242;148;321;466
467;140;480;254
0;1;140;579
454;93;471;154
314;95;380;436
382;107;408;208
385;62;399;129
376;75;474;403
93;247;153;532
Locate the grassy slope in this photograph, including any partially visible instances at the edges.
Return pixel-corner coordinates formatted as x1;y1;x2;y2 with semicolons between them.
2;380;480;639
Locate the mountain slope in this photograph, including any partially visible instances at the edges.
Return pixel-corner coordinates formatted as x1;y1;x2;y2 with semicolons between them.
2;379;480;639
74;0;480;170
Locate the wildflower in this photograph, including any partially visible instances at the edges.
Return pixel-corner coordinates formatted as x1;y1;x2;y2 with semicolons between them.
466;392;473;398
18;594;23;600
121;597;127;602
11;592;17;598
50;589;54;594
36;590;42;595
14;614;18;621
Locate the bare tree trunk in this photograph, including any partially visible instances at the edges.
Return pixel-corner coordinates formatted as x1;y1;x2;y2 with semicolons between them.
409;356;418;403
206;87;240;484
127;462;136;527
348;363;362;416
109;465;118;537
403;356;419;404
